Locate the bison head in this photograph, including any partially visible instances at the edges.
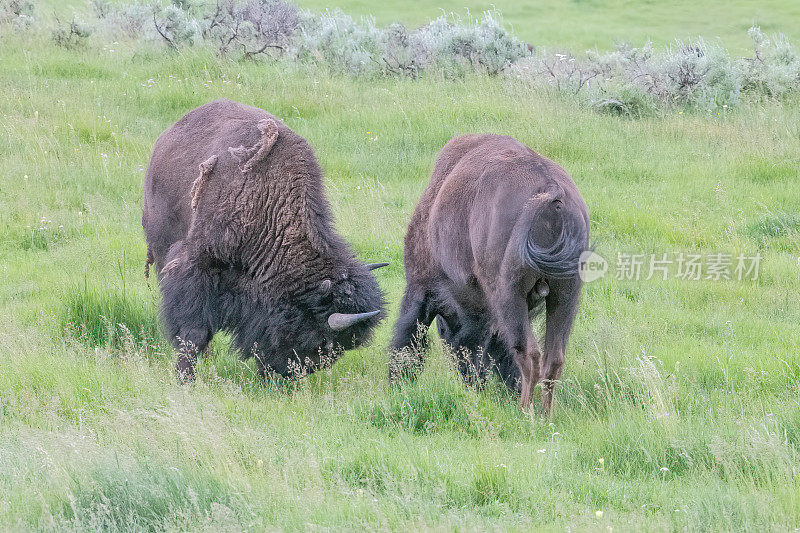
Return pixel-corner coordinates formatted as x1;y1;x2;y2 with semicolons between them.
245;259;386;376
321;261;387;350
159;241;386;378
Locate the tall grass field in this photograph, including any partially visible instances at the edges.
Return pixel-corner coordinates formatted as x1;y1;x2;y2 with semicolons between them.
1;0;800;530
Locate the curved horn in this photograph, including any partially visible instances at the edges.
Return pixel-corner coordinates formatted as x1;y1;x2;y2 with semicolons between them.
366;262;389;271
328;310;380;331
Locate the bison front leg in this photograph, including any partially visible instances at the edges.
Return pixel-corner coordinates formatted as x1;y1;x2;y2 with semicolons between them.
389;289;434;382
174;328;212;382
538;276;581;415
159;261;214;383
487;333;521;393
494;288;541;410
438;313;492;387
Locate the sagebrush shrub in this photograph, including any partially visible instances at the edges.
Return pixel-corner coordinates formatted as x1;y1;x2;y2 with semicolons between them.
152;4;200;48
52;18;92;49
412;12;528;76
0;0;34;29
205;0;298;58
11;0;800;111
511;29;798;112
95;2;161;40
742;27;800;99
293;10;384;76
609;39;742;109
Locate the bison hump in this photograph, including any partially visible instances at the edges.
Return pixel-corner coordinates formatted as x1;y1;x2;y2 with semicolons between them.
228;119;280;174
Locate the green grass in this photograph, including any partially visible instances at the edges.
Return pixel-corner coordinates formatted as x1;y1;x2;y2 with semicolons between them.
40;0;800;52
2;1;800;529
296;0;800;52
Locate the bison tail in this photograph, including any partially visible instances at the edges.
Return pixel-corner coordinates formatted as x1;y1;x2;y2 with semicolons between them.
517;190;587;279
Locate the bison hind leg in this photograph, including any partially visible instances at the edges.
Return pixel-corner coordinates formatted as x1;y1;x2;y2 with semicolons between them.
492;286;542;410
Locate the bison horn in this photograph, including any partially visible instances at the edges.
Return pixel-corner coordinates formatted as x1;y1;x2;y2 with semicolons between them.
366;262;389;271
328;310;380;331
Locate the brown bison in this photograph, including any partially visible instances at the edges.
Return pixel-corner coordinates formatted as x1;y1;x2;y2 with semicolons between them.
389;134;589;413
143;99;385;381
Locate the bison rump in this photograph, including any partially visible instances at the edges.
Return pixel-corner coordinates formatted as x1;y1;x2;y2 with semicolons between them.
390;134;589;414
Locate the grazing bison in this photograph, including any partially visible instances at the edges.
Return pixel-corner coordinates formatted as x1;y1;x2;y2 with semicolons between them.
389;134;589;413
143;99;385;381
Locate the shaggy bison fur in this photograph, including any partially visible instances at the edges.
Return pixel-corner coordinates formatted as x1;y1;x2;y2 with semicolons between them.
143;99;385;381
389;134;589;413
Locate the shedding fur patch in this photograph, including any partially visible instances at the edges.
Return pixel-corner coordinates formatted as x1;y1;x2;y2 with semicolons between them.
190;154;218;211
228;119;280;174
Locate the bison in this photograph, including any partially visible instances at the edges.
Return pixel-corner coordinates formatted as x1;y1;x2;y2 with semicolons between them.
389;134;589;414
143;99;385;381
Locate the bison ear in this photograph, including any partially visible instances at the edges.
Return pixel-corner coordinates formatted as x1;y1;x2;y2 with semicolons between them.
228;118;280;173
160;241;189;279
319;279;332;295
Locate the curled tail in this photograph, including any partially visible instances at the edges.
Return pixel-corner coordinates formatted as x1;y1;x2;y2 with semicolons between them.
516;188;587;279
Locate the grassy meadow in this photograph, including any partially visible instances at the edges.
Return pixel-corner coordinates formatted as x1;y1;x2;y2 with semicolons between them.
294;0;800;52
2;0;800;530
36;0;800;51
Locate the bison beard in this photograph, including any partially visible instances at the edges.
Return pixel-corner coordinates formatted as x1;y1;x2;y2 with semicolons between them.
389;134;590;414
143;99;385;381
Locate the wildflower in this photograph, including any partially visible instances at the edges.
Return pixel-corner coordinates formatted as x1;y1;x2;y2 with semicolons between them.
596;510;603;518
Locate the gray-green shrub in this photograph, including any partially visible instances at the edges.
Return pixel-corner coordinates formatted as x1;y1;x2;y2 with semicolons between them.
13;0;800;110
51;18;92;49
0;0;34;29
510;29;798;112
204;0;299;58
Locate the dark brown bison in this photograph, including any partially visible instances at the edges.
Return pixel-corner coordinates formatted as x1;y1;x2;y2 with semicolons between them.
389;134;589;414
143;99;385;381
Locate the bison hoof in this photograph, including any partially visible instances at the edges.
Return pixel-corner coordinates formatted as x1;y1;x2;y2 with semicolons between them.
175;358;197;383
